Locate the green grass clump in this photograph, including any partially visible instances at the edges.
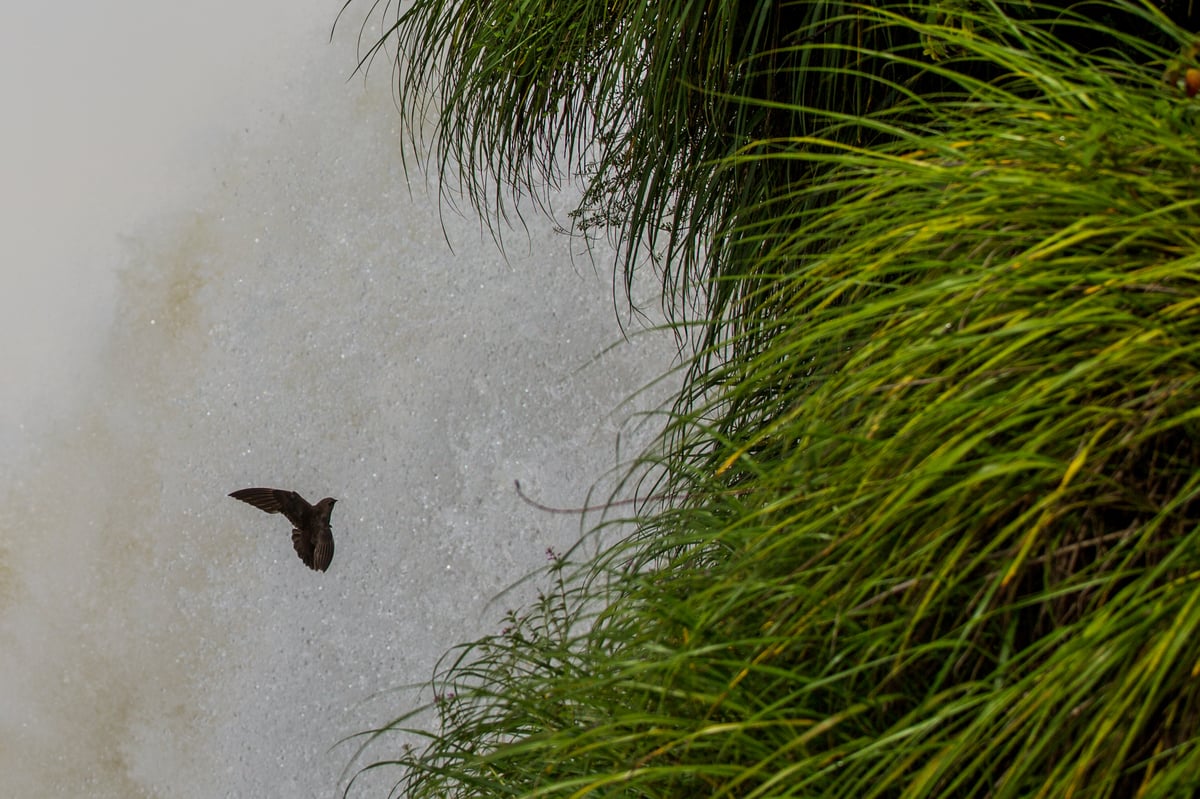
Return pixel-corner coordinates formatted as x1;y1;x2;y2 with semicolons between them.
344;2;1200;797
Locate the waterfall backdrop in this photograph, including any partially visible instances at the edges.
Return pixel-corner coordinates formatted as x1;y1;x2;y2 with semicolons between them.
0;4;672;796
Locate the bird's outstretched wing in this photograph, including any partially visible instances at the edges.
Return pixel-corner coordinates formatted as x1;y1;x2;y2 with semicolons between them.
229;487;311;530
292;526;335;572
312;527;334;572
291;528;315;569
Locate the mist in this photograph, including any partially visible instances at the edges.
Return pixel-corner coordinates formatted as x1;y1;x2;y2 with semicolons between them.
0;5;671;796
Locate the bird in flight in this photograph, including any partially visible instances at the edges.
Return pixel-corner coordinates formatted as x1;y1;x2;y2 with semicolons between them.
229;487;337;571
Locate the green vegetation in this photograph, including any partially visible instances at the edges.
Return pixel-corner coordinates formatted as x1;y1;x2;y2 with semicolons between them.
341;1;1200;796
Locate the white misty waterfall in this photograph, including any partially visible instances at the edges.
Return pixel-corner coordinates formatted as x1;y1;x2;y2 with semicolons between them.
0;5;672;797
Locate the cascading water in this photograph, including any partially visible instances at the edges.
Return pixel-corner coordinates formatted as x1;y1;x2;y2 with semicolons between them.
0;6;672;796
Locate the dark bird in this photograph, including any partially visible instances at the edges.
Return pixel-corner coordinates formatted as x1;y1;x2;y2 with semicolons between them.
229;487;337;572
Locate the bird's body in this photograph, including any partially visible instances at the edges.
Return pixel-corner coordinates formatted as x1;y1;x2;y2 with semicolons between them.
229;487;337;571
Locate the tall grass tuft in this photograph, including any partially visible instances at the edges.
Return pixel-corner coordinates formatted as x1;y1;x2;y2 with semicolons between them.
339;0;987;344
343;2;1200;797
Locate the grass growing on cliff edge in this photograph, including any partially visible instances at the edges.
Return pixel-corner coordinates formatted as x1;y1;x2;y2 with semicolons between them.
344;2;1200;797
